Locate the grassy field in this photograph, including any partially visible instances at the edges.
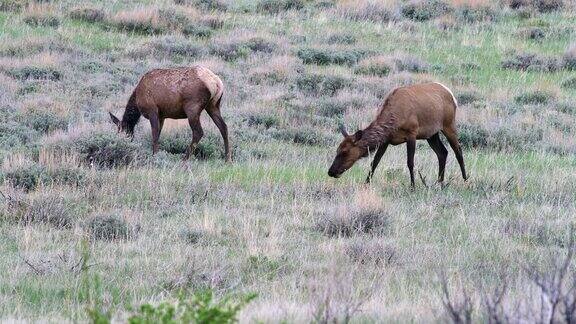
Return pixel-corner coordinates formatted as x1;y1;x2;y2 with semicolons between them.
1;0;575;322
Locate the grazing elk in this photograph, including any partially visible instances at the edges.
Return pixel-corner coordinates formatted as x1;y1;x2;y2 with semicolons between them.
328;82;467;187
109;66;231;162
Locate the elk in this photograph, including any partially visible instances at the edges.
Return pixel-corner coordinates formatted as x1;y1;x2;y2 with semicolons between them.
109;65;231;162
328;82;467;187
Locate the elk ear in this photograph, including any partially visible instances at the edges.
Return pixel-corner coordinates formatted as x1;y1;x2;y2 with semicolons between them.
339;124;349;137
353;130;363;142
109;112;120;126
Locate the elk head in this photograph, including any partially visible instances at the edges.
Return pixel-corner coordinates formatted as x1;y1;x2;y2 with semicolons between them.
328;125;369;178
109;112;134;138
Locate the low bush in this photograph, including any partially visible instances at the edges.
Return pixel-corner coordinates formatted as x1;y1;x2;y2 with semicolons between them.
501;52;560;72
17;108;68;133
3;163;86;192
246;114;280;129
146;36;205;58
454;4;498;23
271;127;333;146
326;33;356;45
0;121;38;149
7;66;61;81
128;290;256;323
458;123;489;149
345;240;396;266
109;8;165;35
182;24;214;38
563;44;576;70
69;6;105;23
295;73;352;96
511;0;565;12
297;48;366;66
0;0;28;12
180;0;229;11
86;214;130;241
514;90;555;105
517;27;546;40
456;91;482;106
318;208;390;237
401;0;452;22
393;54;429;73
45;130;140;168
336;1;397;23
256;0;305;14
18;194;79;229
159;131;223;160
355;56;393;77
561;77;576;90
210;37;276;61
23;13;60;28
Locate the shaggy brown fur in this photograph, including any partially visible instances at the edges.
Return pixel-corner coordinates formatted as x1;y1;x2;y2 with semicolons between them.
110;65;231;161
328;82;467;187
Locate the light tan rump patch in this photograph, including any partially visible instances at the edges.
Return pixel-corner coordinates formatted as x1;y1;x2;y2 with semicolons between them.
195;65;223;101
433;82;458;107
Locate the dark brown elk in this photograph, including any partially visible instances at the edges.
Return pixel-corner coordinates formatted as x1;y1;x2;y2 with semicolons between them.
109;66;231;162
328;82;467;187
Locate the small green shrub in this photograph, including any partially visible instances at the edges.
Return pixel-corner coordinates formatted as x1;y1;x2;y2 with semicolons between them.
18;194;79;229
256;0;305;14
3;164;45;192
160;131;222;160
517;27;546;40
458;123;489;149
47;131;140;168
183;0;228;11
501;52;560;72
514;0;565;12
182;24;213;38
561;77;576;90
401;0;451;21
337;2;396;22
271;127;333;146
69;6;105;23
564;45;576;70
3;164;86;192
514;90;554;105
345;240;396;266
179;229;205;244
0;121;38;149
326;33;356;45
8;66;61;81
456;91;482;105
355;56;393;77
23;14;60;28
295;73;351;96
86;215;130;241
318;208;390;237
148;36;205;58
0;0;28;12
246;114;280;129
297;48;365;66
210;37;276;61
454;4;498;23
128;290;256;324
394;55;429;73
110;9;165;35
17;109;68;133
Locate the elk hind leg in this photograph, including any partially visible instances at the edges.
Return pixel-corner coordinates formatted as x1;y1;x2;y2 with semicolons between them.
442;127;467;181
427;133;448;182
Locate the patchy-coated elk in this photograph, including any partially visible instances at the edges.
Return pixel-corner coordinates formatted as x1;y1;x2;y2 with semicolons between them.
109;66;231;162
328;82;467;187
